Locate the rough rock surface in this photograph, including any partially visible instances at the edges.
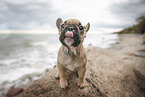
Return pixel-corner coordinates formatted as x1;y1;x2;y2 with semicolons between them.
18;34;145;97
18;49;144;96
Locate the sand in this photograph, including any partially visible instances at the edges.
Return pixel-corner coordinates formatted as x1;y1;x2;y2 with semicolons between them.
108;34;145;75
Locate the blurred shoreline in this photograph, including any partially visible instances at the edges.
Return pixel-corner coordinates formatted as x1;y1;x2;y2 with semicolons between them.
0;30;119;35
0;30;57;34
108;34;145;75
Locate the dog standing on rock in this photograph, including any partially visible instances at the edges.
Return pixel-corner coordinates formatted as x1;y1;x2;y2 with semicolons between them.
56;18;90;89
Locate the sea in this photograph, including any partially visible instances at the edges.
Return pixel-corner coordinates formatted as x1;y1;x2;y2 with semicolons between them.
0;33;118;95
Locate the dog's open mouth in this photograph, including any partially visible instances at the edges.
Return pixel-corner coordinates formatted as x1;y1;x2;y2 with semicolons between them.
64;31;75;46
65;31;73;38
64;31;74;46
59;31;81;47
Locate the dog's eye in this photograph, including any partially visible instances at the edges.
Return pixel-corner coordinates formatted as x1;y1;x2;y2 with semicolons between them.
61;24;65;29
79;26;83;30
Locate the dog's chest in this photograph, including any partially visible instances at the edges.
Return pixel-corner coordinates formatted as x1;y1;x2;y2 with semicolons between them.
63;56;79;71
58;46;86;71
66;62;79;71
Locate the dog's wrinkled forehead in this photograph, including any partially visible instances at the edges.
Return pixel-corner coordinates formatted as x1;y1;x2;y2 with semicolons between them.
65;19;81;25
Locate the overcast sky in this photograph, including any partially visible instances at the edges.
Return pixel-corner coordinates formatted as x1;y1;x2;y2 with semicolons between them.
0;0;145;33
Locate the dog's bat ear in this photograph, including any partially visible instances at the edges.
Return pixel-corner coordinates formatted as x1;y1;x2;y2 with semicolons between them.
56;18;63;30
84;22;90;33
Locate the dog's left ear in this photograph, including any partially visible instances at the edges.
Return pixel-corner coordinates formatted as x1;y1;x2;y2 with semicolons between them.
56;18;63;32
84;22;90;33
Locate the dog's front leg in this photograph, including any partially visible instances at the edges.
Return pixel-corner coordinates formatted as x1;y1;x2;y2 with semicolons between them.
78;66;86;88
58;64;68;89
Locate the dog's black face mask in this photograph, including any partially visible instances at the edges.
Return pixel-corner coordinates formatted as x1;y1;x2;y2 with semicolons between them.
56;18;90;48
59;24;83;47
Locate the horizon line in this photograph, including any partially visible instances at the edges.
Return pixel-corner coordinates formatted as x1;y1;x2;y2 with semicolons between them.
0;30;58;34
0;29;120;34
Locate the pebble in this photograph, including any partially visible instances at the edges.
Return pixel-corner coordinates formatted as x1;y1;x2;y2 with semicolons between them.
6;88;24;97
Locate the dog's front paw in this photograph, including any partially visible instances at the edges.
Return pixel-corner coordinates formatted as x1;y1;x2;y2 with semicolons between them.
60;79;68;89
78;80;85;89
55;73;60;79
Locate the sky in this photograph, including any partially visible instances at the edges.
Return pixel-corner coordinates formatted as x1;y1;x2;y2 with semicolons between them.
0;0;145;33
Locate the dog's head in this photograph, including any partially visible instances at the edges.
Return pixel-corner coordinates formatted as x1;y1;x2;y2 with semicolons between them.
56;18;90;47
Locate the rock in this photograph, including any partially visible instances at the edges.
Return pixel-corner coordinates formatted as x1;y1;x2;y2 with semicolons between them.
133;69;145;91
6;88;24;97
18;47;145;97
127;53;135;56
134;54;145;58
45;69;49;73
88;43;92;46
143;40;145;44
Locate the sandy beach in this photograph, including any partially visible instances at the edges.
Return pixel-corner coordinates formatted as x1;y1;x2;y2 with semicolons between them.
4;34;145;97
108;34;145;75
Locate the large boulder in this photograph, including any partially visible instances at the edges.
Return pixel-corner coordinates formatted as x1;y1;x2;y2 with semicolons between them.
18;47;145;97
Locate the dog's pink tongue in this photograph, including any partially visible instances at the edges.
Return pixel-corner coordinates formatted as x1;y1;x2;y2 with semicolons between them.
65;31;73;37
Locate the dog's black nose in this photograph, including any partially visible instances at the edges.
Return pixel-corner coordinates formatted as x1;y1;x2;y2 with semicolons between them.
68;27;74;31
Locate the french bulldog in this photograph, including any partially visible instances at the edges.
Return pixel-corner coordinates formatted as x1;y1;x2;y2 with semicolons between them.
56;18;90;89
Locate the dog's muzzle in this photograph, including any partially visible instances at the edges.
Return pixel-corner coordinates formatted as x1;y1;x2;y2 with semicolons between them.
59;26;81;47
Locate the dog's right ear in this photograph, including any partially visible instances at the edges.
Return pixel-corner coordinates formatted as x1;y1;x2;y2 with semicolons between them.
56;18;63;32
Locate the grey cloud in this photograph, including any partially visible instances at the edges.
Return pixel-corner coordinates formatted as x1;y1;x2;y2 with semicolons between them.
0;0;58;29
87;0;145;30
1;0;145;31
110;0;145;25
